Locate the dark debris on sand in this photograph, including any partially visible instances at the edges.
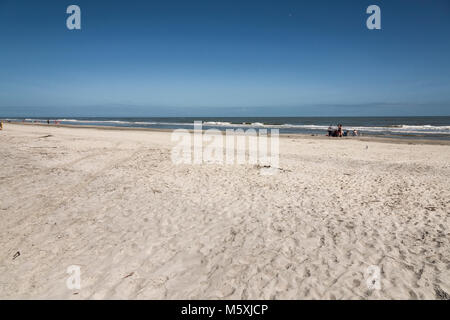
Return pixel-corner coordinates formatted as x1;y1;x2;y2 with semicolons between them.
435;286;450;300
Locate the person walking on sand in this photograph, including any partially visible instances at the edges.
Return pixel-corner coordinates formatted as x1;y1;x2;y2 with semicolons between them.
0;121;3;130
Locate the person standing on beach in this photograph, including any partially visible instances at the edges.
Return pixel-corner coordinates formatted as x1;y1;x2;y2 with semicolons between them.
0;121;3;130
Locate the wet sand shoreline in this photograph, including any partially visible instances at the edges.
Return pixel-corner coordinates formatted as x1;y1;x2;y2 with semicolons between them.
4;121;450;146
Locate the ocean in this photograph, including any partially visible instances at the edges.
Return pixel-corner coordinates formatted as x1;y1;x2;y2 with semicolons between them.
3;116;450;140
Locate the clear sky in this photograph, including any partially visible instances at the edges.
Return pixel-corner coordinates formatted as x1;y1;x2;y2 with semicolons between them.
0;0;450;116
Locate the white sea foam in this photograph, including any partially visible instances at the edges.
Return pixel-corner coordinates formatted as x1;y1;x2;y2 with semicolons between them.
203;121;232;126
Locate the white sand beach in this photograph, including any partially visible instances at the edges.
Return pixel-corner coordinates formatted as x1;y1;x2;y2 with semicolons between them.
0;123;449;299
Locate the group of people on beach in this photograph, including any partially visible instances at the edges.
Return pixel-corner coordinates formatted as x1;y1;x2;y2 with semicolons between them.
0;119;62;130
327;124;359;137
20;119;60;125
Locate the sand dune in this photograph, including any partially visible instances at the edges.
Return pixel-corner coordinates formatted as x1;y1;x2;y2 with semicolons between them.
0;123;449;299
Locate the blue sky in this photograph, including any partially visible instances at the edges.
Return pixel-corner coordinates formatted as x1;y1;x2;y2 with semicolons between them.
0;0;450;116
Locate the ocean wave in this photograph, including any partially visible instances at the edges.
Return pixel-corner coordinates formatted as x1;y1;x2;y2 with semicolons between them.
267;124;450;134
203;121;232;126
58;119;132;124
